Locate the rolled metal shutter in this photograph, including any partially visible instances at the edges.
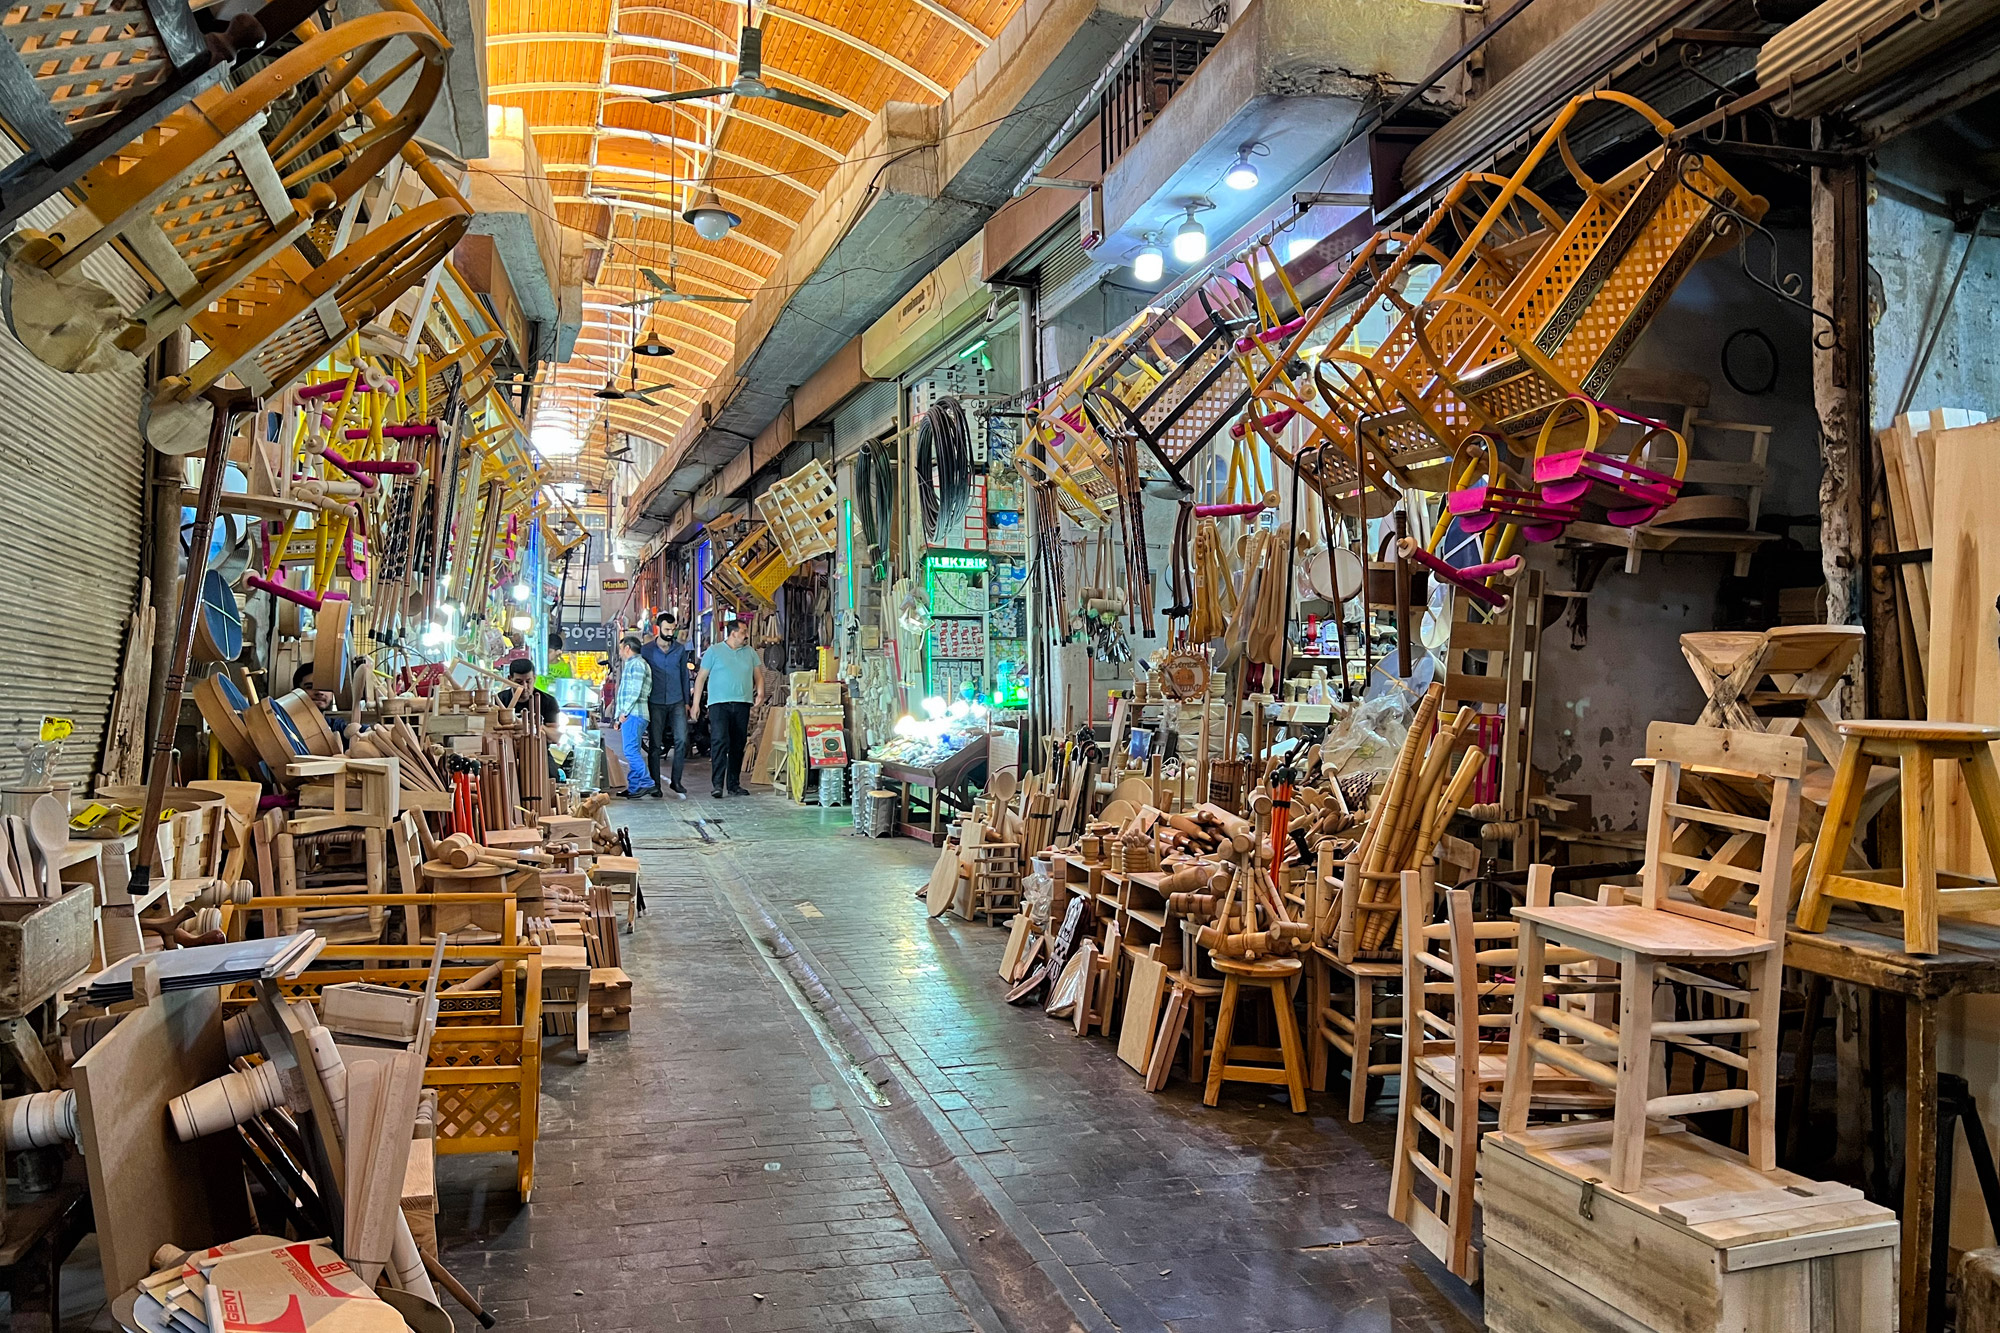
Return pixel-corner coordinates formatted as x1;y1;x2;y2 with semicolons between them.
833;380;900;449
0;186;152;782
1397;0;1711;204
1758;0;2000;117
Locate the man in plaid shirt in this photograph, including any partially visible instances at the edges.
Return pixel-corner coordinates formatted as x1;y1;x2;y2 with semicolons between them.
611;634;656;797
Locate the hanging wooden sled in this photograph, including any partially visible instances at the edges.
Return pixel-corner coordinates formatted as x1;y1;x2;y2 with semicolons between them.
1443;432;1578;543
1531;393;1687;527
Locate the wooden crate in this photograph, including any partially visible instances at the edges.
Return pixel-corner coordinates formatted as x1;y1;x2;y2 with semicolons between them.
0;885;96;1018
231;944;543;1200
756;459;838;564
1481;1123;1897;1333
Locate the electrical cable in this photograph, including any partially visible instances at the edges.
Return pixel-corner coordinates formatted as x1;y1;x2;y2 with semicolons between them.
852;438;894;562
916;395;972;545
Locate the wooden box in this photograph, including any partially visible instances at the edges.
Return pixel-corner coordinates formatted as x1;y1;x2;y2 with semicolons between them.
1481;1123;1898;1333
0;885;96;1017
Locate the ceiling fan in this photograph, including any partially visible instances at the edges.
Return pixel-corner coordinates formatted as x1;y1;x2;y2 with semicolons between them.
645;22;848;118
594;363;675;405
622;260;752;309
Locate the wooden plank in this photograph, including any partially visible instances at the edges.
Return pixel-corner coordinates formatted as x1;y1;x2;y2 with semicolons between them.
1115;955;1167;1072
1648;721;1807;779
72;987;253;1295
1930;421;2000;878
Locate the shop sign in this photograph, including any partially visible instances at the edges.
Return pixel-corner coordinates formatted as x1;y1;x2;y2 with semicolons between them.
561;623;619;651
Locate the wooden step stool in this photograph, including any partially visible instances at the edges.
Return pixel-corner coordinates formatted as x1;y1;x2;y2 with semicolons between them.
1796;719;2000;954
1203;955;1307;1114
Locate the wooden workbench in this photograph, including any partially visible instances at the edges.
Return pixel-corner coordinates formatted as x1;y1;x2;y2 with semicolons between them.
1784;910;2000;1332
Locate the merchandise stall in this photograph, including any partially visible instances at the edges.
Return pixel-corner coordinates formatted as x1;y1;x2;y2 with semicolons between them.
906;60;2000;1332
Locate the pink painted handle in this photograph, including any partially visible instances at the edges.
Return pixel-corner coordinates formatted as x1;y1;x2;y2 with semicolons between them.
343;458;420;475
1397;540;1508;610
319;448;380;490
345;425;438;440
1194;501;1269;518
1231;408;1295;440
1235;316;1306;353
247;574;322;610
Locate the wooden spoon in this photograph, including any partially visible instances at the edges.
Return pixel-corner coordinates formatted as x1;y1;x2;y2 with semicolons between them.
6;818;35;898
25;795;67;896
0;839;20;898
989;769;1018;807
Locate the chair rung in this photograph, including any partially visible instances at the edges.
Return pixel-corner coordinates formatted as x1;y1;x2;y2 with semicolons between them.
1653;1017;1759;1037
1665;802;1769;835
1648;1087;1757;1117
1529;1038;1618;1088
1530;1002;1616;1050
1658;964;1748;995
1661;851;1762;885
1413;1104;1449;1141
1410;1147;1454;1193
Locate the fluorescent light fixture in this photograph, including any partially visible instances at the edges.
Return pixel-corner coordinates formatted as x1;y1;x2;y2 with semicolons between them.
683;190;741;242
1172;206;1208;264
509;614;532;631
511;583;531;602
1132;234;1164;284
956;338;989;359
1225;143;1264;191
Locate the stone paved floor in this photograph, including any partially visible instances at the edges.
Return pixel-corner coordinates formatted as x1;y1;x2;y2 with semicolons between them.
431;778;1483;1333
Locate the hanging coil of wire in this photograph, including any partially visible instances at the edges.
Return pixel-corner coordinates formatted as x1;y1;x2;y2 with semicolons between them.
852;438;894;563
916;395;973;545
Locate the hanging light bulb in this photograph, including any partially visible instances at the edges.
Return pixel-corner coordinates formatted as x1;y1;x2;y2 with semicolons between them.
511;583;530;602
1225;143;1264;191
1172;204;1209;264
1131;233;1164;284
683;190;740;242
632;330;674;358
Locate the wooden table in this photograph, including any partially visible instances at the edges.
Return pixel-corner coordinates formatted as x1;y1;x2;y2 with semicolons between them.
1784;910;2000;1332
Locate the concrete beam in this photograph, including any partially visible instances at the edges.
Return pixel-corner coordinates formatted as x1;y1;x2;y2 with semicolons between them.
619;0;1156;538
354;0;488;160
1097;0;1461;273
465;106;563;361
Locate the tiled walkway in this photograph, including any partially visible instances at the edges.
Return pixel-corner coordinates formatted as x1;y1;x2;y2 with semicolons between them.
433;784;1482;1333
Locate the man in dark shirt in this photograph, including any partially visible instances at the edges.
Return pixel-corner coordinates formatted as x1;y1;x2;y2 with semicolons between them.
499;658;562;737
638;612;693;798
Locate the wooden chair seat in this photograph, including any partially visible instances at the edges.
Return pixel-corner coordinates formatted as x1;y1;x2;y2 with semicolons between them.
1512;904;1777;959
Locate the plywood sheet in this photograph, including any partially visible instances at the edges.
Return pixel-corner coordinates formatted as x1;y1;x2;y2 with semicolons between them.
73;987;252;1294
1928;421;2000;876
1116;955;1168;1072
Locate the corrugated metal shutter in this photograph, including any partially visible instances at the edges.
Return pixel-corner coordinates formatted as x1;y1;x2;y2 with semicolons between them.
833;379;899;448
1037;232;1091;296
1759;0;2000;118
0;185;152;782
1397;0;1709;204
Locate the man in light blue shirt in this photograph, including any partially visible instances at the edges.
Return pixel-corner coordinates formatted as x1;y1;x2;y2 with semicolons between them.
691;618;764;798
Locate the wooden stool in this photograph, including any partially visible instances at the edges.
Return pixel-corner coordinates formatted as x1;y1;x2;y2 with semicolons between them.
1308;947;1402;1122
1681;625;1865;764
1203;955;1307;1114
591;855;641;932
1795;720;2000;955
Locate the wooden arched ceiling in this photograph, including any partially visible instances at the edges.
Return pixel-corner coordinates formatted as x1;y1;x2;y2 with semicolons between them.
487;0;1025;480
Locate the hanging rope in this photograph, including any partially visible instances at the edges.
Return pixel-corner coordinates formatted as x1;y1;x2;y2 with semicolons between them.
916;396;972;544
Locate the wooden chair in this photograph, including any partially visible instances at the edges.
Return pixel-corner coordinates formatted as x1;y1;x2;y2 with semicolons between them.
1795;720;2000;955
1498;722;1803;1192
1390;867;1615;1280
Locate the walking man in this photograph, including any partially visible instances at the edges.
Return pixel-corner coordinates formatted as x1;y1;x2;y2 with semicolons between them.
639;611;693;798
611;634;656;798
690;617;764;798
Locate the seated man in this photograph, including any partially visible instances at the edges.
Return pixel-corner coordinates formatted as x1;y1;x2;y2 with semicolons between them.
499;657;565;780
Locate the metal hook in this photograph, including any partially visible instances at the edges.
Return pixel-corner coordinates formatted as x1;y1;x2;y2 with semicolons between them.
1678;155;1839;349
